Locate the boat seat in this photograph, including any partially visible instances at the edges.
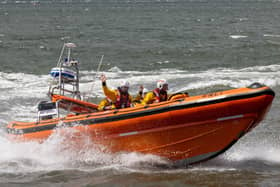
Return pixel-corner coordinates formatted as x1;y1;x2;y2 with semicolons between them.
37;101;58;121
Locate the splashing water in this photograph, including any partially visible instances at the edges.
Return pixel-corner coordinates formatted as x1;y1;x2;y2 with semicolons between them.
0;126;170;174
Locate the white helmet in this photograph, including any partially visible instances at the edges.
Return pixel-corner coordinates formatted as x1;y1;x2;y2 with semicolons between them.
120;80;130;88
143;88;148;93
157;79;168;89
142;88;148;97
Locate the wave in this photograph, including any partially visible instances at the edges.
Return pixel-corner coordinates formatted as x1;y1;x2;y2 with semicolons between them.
0;128;169;174
225;146;280;164
229;35;248;39
0;64;279;100
264;34;280;38
223;132;280;165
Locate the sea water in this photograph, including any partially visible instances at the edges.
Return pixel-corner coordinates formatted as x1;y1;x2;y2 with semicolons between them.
0;0;280;186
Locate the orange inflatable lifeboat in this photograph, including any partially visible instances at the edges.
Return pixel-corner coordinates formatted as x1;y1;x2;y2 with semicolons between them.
6;83;274;165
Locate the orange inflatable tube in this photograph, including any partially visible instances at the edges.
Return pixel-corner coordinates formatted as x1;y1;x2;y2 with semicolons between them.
6;83;274;165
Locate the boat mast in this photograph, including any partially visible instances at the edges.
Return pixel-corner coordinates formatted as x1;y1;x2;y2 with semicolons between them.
57;43;65;95
49;43;80;99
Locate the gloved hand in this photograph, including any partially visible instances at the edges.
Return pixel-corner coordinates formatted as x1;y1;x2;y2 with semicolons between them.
138;85;144;95
100;74;106;82
100;74;107;86
104;106;112;110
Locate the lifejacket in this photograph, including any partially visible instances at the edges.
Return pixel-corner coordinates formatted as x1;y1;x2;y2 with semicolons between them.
153;88;167;103
114;88;131;109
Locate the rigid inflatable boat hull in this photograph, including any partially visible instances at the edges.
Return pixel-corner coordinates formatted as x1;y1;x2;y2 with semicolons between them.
6;86;274;165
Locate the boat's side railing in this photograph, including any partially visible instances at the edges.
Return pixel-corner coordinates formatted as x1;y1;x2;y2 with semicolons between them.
49;86;81;100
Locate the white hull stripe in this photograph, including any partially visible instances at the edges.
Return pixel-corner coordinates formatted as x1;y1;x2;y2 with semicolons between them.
119;131;138;137
118;115;244;137
217;114;244;121
196;95;227;103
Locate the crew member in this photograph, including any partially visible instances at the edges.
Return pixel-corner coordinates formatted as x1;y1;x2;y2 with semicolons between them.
133;85;149;104
99;74;132;109
98;97;113;111
141;79;168;105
